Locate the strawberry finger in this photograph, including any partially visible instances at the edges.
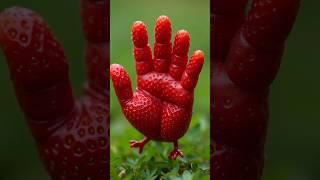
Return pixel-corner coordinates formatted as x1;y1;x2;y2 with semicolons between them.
81;0;108;43
154;15;172;72
169;30;190;80
226;0;301;89
110;64;133;104
181;50;204;91
81;0;109;95
132;21;153;75
212;0;248;60
85;42;109;95
0;7;74;122
243;0;300;48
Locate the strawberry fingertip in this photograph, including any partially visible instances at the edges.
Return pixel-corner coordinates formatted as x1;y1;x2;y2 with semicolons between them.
155;15;172;43
132;21;145;29
110;63;121;68
175;30;190;43
176;29;189;36
173;30;190;56
110;63;122;70
157;15;170;21
132;21;148;48
193;50;205;60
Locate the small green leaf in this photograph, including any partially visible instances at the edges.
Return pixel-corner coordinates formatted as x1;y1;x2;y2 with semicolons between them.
182;170;193;180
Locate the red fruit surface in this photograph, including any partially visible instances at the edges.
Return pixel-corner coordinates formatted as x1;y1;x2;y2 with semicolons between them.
211;0;300;179
0;0;109;179
110;15;204;160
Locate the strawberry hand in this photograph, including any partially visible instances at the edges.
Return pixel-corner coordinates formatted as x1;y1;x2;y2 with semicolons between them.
211;0;300;179
0;0;109;179
110;16;204;159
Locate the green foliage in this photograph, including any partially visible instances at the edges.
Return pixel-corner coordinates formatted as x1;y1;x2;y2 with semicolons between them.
110;113;210;180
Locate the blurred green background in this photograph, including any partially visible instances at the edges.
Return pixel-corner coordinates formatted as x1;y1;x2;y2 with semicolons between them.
0;0;85;179
110;0;210;179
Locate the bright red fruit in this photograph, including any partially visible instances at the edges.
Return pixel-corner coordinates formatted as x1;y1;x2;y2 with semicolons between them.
211;0;300;179
110;16;204;160
0;0;109;179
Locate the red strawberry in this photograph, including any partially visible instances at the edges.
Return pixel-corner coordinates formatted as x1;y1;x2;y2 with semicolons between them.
0;0;109;179
110;16;204;160
211;140;264;180
211;0;300;179
81;0;109;43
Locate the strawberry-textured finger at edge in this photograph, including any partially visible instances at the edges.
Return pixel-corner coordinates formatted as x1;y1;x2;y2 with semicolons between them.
0;1;110;179
211;0;301;179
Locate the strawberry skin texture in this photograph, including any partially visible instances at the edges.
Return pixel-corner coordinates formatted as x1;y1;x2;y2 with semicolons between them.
135;73;194;141
212;141;264;180
39;92;108;180
81;0;109;43
0;7;73;126
211;0;300;179
0;1;109;179
110;66;194;141
211;63;267;179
